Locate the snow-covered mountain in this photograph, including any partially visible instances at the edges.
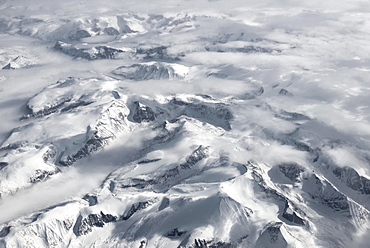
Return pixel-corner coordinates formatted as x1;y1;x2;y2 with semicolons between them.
1;0;370;247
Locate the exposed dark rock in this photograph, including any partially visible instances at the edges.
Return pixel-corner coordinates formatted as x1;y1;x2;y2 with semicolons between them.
278;163;305;183
144;120;184;148
158;197;170;211
135;46;178;60
54;41;124;60
21;97;72;120
69;29;91;40
93;46;124;59
251;164;308;226
0;162;8;170
112;62;184;80
279;89;293;96
138;158;161;164
29;168;61;183
60;101;93;112
2;56;34;70
59;100;130;166
120;178;155;189
282;201;305;225
75;211;117;236
169;99;233;131
101;212;117;223
180;145;210;169
209;242;234;248
54;41;90;59
121;200;155;220
333;166;370;194
63;219;73;231
104;27;120;35
0;226;11;238
165;228;187;237
132;101;156;123
111;91;121;99
255;222;287;248
139;240;146;248
302;174;350;212
127;145;210;192
195;239;208;248
0;141;29;151
42;145;57;163
82;194;98;206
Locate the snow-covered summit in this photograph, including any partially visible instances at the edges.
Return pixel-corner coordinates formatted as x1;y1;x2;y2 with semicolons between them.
1;0;370;247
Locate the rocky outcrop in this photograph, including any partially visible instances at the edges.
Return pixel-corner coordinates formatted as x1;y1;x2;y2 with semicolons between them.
2;56;35;69
112;62;187;80
0;226;11;238
42;145;58;163
252;167;307;226
21;97;72;120
282;201;305;225
29;168;61;183
255;222;287;248
180;145;210;169
54;41;124;60
0;162;8;170
0;141;29;151
135;46;180;60
132;101;156;123
278;163;305;183
82;194;98;206
333;166;370;194
74;211;117;236
68;29;91;40
121;199;157;220
169;99;233;131
59;100;131;166
302;174;350;212
165;228;187;238
117;145;210;192
279;89;293;96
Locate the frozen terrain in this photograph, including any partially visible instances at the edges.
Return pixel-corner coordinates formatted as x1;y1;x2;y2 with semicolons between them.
0;0;370;247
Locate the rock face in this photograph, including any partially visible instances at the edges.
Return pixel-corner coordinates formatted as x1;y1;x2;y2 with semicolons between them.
282;202;305;225
278;163;305;183
54;41;124;60
333;166;370;194
121;200;156;220
2;55;35;69
255;222;288;248
168;99;233;131
180;145;210;169
132;101;156;123
60;100;131;166
29;168;61;183
112;62;188;80
135;46;180;60
302;174;351;212
1;5;370;248
113;145;210;192
74;211;117;236
0;162;8;170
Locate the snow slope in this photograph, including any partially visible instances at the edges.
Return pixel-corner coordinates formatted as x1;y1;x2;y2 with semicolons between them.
1;0;370;247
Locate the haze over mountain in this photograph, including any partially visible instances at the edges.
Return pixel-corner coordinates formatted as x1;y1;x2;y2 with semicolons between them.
0;0;370;247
